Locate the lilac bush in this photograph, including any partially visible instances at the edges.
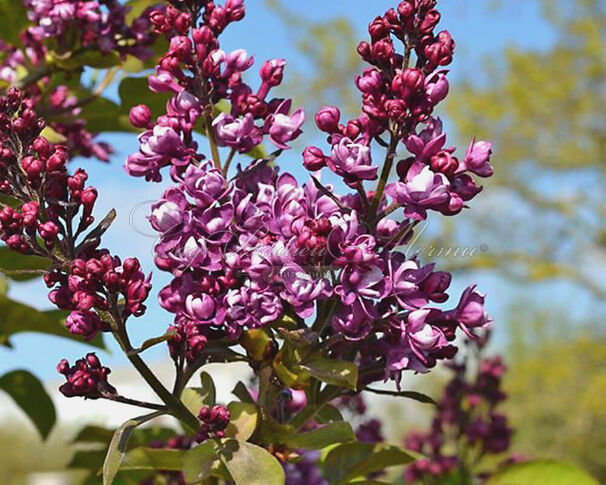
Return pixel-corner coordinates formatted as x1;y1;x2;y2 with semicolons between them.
0;1;504;484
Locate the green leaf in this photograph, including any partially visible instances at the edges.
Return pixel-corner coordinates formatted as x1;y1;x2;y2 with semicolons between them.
125;0;161;22
486;460;600;485
364;387;436;405
182;440;220;484
0;0;29;45
323;442;416;485
128;331;175;355
0;296;105;349
0;193;22;208
41;125;68;144
199;371;216;405
120;448;183;472
0;370;56;440
285;422;355;450
316;404;344;424
232;381;255;403
0;247;51;281
300;357;358;391
218;439;285;485
246;144;269;160
68;450;107;470
181;372;216;416
103;412;164;485
119;77;171;124
73;50;121;69
76;96;130;134
74;425;115;445
225;402;258;441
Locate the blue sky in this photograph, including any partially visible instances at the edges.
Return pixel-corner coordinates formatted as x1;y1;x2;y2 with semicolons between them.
0;1;560;381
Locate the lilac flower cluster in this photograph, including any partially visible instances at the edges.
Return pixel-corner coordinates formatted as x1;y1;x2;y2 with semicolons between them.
0;88;151;398
126;0;304;182
404;341;514;483
57;353;115;398
0;1;157;161
123;0;494;387
195;404;231;442
24;0;156;59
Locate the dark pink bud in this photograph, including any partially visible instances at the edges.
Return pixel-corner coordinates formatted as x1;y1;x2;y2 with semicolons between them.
303;146;326;171
368;16;391;41
81;188;98;211
259;59;285;87
419;10;441;34
39;221;59;242
32;137;51;157
169;36;193;62
86;353;101;368
371;38;395;64
129;104;152;128
357;41;372;61
430;150;459;176
315;106;340;133
47;147;69;172
21;156;45;179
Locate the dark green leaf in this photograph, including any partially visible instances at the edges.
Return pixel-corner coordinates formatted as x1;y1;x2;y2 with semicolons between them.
285;422;355;450
316;404;344;424
323;442;416;485
119;77;171;123
0;0;29;45
218;439;285;485
0;296;105;349
68;450;107;470
74;425;115;445
0;247;51;281
103;412;164;485
199;371;216;405
125;0;161;22
300;358;358;391
486;460;600;485
73;50;121;69
225;402;258;441
0;193;22;208
120;448;183;472
182;440;220;484
364;387;436;405
0;370;56;440
232;381;255;403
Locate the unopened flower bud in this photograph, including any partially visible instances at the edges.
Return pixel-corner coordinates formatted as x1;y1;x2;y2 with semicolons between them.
315;106;340;133
129;104;152;128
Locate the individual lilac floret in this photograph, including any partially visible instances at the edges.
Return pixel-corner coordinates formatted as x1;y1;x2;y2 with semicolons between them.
327;138;378;187
386;163;450;220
